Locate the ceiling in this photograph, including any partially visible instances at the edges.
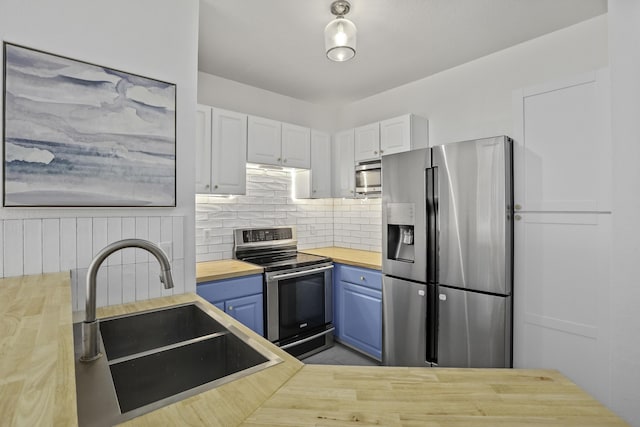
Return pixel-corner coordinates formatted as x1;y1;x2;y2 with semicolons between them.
198;0;607;106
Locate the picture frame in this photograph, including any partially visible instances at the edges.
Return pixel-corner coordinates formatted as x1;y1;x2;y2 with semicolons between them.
2;42;176;207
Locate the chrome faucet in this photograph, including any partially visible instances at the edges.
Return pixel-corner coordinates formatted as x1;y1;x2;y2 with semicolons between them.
80;239;174;362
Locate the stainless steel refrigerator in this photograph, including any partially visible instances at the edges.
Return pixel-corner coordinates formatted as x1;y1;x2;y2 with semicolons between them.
382;136;513;368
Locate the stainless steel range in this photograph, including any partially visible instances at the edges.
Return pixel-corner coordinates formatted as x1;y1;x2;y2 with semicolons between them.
233;226;334;359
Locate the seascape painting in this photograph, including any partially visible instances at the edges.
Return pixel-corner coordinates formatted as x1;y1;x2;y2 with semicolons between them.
3;43;176;207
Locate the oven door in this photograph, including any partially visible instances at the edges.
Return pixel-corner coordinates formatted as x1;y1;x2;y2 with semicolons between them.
265;264;333;345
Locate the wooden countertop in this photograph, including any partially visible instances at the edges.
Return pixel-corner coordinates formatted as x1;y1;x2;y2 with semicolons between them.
243;365;627;426
301;246;382;270
196;259;264;283
0;272;77;427
1;273;627;426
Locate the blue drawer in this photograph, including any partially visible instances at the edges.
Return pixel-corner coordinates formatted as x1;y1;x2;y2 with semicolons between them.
339;264;382;291
197;274;263;303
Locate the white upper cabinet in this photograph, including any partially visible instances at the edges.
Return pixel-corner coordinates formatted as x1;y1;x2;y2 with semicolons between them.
195;105;212;193
281;123;311;169
211;108;247;195
354;122;381;162
513;69;611;212
247;116;282;166
294;130;331;199
380;114;429;156
332;129;356;198
195;105;247;195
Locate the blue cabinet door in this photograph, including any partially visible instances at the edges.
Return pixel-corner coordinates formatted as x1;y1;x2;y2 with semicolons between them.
333;263;382;360
225;293;264;336
196;274;264;336
340;282;382;360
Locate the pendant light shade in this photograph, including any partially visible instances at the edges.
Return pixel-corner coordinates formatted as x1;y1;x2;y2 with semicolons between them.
325;1;357;62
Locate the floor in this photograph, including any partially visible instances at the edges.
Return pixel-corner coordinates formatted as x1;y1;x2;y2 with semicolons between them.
302;342;380;366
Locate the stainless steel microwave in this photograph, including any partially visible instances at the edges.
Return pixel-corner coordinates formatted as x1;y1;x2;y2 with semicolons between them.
355;160;381;196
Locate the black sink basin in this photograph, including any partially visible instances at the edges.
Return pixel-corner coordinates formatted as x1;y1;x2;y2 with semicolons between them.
99;303;226;360
110;333;268;413
73;302;282;426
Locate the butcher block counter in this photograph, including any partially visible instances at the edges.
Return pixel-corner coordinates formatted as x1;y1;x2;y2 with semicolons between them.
301;246;382;270
0;273;628;426
196;259;263;283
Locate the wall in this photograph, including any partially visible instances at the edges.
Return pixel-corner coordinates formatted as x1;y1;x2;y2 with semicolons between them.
335;15;608;145
198;72;337;132
196;168;334;262
0;0;199;310
609;1;640;425
333;198;381;252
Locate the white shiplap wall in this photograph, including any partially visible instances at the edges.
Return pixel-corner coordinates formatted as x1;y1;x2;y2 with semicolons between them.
195;168;383;261
0;216;185;311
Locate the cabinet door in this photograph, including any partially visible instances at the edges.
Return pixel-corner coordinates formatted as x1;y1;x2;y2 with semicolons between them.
380;114;411;156
226;293;264;336
513;69;611;212
211;108;247;195
281;123;311;169
340;281;382;360
354;122;380;162
310;130;331;197
332;129;355;198
247;116;281;166
195;105;212;193
513;212;611;405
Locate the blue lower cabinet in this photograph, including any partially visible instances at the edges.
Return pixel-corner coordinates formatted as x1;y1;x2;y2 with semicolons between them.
333;263;382;360
196;274;264;336
225;294;264;336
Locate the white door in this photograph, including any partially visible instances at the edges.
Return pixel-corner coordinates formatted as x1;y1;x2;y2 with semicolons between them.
513;69;611;212
332;129;355;198
195;105;212;193
247;116;281;166
281;123;311;169
354;122;380;162
380;114;411;156
513;212;611;406
211;108;247;195
310;130;331;198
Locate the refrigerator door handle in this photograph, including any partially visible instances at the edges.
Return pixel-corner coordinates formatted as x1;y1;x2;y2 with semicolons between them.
426;167;439;284
425;283;438;364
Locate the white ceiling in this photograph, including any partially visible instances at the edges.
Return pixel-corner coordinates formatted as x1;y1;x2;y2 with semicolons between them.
198;0;607;106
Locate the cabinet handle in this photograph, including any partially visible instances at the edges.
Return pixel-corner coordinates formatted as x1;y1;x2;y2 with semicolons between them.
283;158;287;163
277;157;282;162
360;276;365;281
514;215;522;221
214;184;218;189
228;306;233;311
380;149;384;154
374;151;378;155
514;204;522;211
313;189;317;193
205;184;210;189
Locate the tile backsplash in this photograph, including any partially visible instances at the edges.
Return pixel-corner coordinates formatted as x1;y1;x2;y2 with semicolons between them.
195;168;382;262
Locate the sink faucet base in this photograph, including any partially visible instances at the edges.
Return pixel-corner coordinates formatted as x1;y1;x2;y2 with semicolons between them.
80;321;102;362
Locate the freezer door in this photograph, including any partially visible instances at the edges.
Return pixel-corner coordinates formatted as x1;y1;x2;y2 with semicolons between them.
436;286;511;368
382;276;431;367
431;136;513;295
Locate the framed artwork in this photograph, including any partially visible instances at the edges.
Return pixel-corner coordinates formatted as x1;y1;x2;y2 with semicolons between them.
2;42;176;207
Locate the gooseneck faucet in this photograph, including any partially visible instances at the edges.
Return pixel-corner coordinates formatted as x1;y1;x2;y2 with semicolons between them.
80;239;174;362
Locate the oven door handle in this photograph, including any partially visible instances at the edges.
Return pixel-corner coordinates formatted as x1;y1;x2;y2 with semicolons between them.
269;265;334;281
280;327;336;350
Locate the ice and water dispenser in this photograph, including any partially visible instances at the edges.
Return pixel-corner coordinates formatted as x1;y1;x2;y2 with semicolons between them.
386;203;415;263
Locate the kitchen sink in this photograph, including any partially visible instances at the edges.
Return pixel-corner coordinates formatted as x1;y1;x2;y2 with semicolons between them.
99;303;226;360
73;301;282;427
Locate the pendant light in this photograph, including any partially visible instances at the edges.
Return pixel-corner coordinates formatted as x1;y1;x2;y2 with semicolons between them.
324;0;357;62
